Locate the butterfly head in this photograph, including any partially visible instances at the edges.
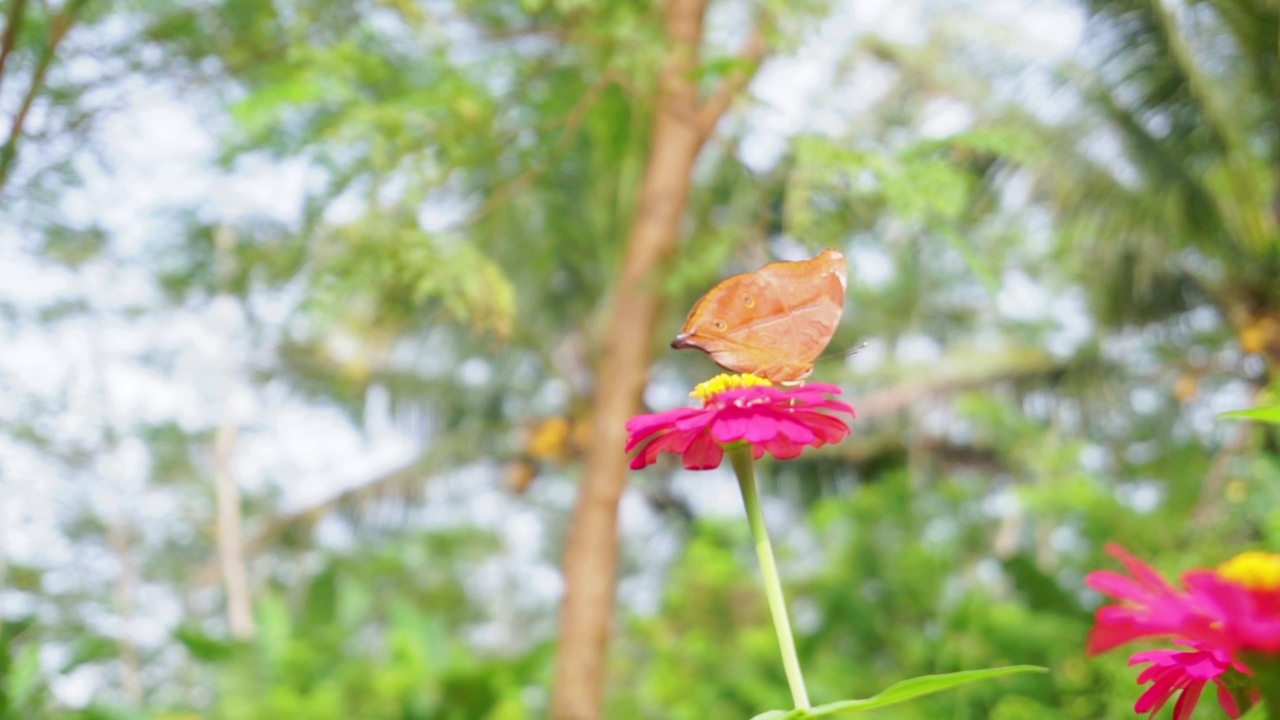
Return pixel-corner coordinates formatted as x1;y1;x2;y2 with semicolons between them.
670;323;729;350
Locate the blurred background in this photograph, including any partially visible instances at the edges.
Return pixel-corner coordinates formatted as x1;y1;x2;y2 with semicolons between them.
2;0;1279;718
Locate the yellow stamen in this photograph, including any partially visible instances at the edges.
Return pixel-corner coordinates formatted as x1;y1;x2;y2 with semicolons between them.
690;373;772;403
1218;551;1280;591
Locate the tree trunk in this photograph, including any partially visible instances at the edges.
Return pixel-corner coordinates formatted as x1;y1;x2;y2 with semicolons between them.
549;1;751;717
214;406;255;640
213;226;255;641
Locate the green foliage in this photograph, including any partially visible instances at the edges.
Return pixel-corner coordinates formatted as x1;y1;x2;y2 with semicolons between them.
308;216;516;339
7;0;1280;718
1221;406;1280;424
38;225;109;268
0;618;47;720
195;532;549;720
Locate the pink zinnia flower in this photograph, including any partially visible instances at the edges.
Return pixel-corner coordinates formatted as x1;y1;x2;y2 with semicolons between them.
1128;642;1251;720
1181;552;1280;654
625;374;854;470
1085;545;1222;654
1087;545;1279;719
1086;545;1280;656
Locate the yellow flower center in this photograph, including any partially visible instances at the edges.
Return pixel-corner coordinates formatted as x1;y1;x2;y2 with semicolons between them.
690;373;772;404
1218;551;1280;592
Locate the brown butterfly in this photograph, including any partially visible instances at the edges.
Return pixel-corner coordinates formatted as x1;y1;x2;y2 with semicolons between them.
671;248;847;383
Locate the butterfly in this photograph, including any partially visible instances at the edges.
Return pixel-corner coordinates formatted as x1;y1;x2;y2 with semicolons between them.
670;248;847;383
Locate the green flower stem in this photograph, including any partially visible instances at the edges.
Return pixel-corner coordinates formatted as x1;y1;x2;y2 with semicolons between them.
1265;688;1280;720
728;445;811;711
1247;654;1280;719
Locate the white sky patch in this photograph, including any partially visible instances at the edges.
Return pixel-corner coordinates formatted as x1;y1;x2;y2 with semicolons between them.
674;466;743;518
919;98;975;139
1047;287;1094;356
1114;480;1163;515
895;333;943;364
849;246;895;288
0;245;78;306
1011;1;1086;59
740;0;917;173
1128;387;1161;415
996;269;1048;320
236;400;419;507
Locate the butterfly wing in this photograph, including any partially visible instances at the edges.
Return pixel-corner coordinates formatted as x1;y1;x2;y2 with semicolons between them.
673;249;847;382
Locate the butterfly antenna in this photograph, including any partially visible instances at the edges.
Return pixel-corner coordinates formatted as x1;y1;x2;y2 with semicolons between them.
820;341;868;362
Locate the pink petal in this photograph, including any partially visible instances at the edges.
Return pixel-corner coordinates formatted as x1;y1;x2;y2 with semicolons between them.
1087;570;1163;604
1215;681;1241;718
1184;571;1248;617
626;408;707;452
630;428;699;469
1134;670;1180;714
1088;612;1168;654
681;429;724;470
1172;680;1204;720
814;398;856;416
715;386;781;405
1130;649;1179;666
763;435;805;460
767;412;818;444
782;385;849;409
793;411;852;442
1107;543;1180;596
673;411;717;433
710;407;780;444
625;407;702;435
1135;662;1176;685
793;382;844;395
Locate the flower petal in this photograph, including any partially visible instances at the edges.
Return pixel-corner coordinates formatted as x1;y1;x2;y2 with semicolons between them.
682;428;724;470
763;434;805;460
625;407;702;435
630;428;699;469
1087;570;1163;605
1172;680;1204;720
1134;670;1180;715
626;408;706;452
768;412;818;444
791;411;852;443
1215;681;1241;719
1107;543;1180;596
710;407;780;444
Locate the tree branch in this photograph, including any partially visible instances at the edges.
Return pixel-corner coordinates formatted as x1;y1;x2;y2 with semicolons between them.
694;21;767;139
0;0;29;97
0;0;85;194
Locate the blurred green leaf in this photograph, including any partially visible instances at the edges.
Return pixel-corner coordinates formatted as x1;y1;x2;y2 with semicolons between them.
803;667;1049;717
175;626;243;662
1220;406;1280;424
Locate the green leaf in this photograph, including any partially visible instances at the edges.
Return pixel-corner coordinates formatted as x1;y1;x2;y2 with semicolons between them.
750;712;792;720
174;626;243;662
803;666;1048;717
1219;406;1280;424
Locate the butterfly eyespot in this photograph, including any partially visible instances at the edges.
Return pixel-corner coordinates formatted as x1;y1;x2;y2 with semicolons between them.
743;296;755;308
714;320;727;330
